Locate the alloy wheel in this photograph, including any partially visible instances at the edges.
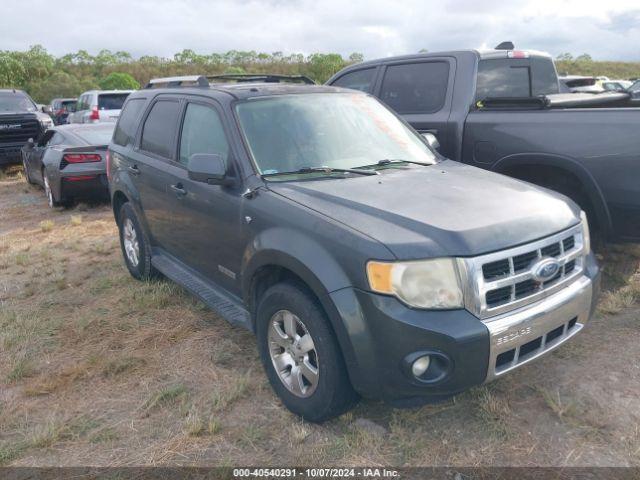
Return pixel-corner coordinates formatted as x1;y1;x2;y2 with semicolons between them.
43;175;54;208
268;309;319;398
122;218;140;267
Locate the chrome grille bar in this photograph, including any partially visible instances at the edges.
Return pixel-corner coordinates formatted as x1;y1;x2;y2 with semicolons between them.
460;224;585;320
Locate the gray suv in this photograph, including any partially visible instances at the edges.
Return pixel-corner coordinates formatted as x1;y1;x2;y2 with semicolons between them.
107;75;600;422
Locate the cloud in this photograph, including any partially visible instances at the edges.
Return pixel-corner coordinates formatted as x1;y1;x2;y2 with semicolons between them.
2;0;640;60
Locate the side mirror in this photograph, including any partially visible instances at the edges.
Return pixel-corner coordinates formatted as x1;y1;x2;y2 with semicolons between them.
41;105;52;114
421;132;440;151
187;153;229;185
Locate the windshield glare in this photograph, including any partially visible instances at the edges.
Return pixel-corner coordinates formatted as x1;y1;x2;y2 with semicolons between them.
0;94;36;112
235;93;436;175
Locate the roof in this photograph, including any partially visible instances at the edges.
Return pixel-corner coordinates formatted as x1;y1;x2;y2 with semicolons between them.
331;48;553;76
80;90;135;95
130;82;352;101
0;89;26;94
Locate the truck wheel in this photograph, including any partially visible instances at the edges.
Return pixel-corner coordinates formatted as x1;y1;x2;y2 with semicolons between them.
117;203;159;280
256;282;359;422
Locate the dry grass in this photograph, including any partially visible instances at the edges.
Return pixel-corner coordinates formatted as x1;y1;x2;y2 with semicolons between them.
1;165;639;467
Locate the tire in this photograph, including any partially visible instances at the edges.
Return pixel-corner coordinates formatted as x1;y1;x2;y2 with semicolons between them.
256;282;359;422
43;172;63;208
117;202;159;280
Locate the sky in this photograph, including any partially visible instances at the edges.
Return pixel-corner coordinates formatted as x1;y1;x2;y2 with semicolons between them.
3;0;640;61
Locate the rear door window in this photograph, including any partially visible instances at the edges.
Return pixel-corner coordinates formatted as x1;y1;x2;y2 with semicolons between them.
98;93;130;110
332;68;376;93
113;98;146;146
139;100;181;159
379;62;450;114
178;103;229;167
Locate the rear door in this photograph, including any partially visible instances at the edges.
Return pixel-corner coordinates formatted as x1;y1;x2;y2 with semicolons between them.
97;93;130;122
373;58;456;157
128;96;183;252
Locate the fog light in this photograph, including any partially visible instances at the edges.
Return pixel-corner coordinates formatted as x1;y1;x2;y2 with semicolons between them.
411;355;431;378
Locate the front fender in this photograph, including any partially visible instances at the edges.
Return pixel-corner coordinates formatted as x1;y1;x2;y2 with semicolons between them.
241;227;372;393
493;152;612;235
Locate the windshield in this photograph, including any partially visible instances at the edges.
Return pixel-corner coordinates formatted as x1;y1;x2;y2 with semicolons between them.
72;126;114;145
235;93;436;175
0;93;36;112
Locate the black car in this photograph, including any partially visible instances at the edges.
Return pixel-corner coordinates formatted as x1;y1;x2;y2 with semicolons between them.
0;89;53;165
22;123;113;208
108;75;599;422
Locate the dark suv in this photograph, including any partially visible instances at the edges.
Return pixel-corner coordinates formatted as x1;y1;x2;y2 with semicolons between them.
108;75;600;422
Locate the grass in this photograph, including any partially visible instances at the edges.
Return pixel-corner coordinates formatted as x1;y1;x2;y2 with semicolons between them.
7;356;36;382
39;220;54;232
1;169;639;467
211;370;252;411
143;384;189;412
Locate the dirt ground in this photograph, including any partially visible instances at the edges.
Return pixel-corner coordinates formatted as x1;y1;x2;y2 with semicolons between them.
1;164;639;467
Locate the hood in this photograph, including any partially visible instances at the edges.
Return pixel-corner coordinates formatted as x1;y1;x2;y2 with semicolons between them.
267;160;581;259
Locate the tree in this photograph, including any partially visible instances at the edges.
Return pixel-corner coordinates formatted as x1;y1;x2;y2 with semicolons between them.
98;72;140;90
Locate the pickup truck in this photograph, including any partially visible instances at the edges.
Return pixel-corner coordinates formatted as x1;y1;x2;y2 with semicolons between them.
327;47;640;242
108;75;600;421
0;89;53;165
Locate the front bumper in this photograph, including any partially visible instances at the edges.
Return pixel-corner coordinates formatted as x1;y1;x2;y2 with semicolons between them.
330;252;600;403
0;144;24;165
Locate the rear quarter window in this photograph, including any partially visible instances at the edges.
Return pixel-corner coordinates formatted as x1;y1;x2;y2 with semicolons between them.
379;62;450;114
113;98;146;147
139;100;181;159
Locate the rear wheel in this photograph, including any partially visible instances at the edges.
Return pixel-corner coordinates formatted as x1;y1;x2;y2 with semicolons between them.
256;282;359;422
43;173;62;208
117;202;159;280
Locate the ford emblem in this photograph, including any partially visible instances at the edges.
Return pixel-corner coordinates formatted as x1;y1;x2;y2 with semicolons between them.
531;258;561;282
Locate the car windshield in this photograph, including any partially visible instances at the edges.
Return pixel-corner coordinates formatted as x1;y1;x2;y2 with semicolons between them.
72;126;114;145
235;93;436;176
0;93;36;112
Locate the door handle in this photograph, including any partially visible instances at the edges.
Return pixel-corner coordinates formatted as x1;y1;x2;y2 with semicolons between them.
170;183;187;196
128;165;140;176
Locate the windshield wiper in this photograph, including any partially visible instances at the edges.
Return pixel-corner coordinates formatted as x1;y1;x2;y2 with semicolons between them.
262;166;378;177
356;159;433;169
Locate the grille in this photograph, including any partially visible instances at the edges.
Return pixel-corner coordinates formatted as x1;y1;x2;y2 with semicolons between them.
463;224;586;319
495;317;580;373
0;115;40;144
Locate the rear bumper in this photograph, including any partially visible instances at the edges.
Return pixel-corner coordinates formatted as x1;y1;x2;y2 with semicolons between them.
60;172;109;200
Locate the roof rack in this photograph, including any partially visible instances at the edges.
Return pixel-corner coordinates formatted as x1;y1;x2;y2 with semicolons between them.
145;75;210;89
144;74;315;89
208;74;315;85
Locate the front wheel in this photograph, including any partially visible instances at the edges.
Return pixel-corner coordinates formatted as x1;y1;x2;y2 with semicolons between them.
117;202;159;280
22;157;34;185
256;282;359;422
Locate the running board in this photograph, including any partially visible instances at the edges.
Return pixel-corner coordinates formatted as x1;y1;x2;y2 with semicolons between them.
151;253;252;331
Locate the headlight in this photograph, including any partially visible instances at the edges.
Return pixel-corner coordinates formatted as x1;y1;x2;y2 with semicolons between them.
40;117;53;129
580;211;591;255
366;258;464;309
